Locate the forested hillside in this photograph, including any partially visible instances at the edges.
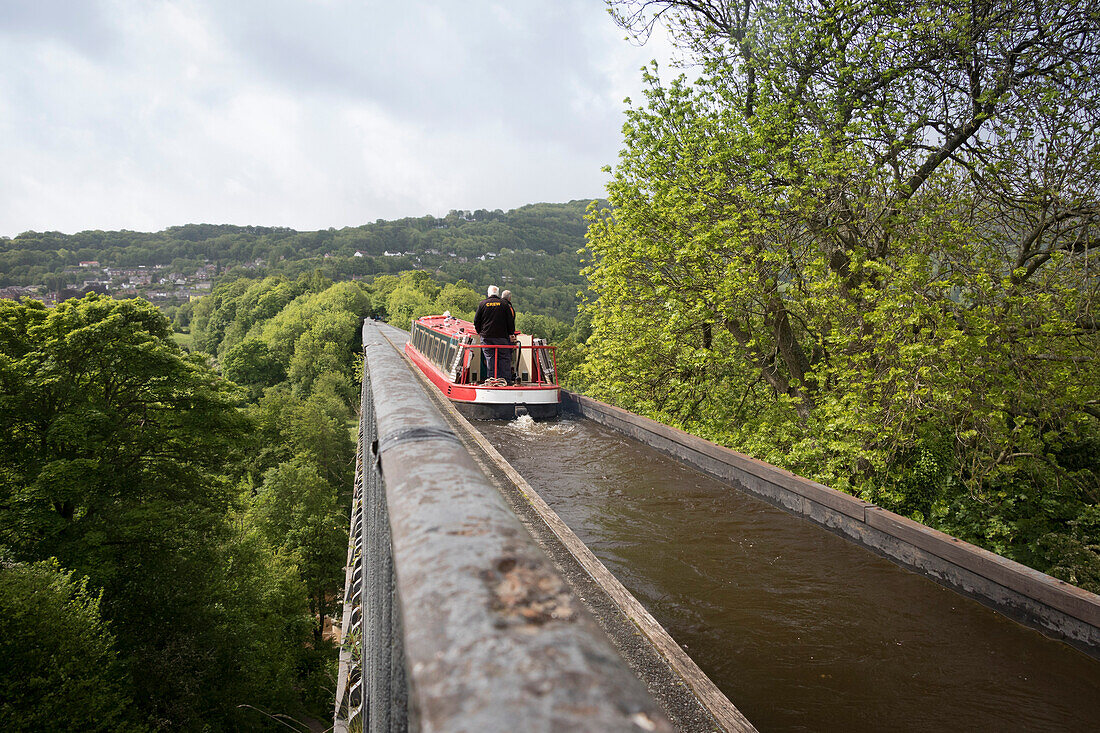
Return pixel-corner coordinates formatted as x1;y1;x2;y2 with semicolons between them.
0;201;592;323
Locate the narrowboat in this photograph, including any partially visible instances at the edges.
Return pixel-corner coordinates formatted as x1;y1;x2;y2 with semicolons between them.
405;314;560;419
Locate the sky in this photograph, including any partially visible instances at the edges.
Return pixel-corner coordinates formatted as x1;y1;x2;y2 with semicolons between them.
0;0;676;237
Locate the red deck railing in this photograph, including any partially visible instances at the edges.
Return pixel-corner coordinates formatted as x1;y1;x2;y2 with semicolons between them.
458;343;557;386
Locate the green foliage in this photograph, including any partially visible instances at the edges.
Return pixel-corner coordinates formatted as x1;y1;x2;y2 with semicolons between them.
434;280;481;320
246;459;347;642
0;295;316;728
212;523;315;724
222;338;286;398
515;312;571;343
287;389;357;492
259;280;370;366
1036;504;1100;591
0;294;243;558
0;558;135;732
385;281;437;328
591;0;1100;588
202;281;360;680
287;309;362;396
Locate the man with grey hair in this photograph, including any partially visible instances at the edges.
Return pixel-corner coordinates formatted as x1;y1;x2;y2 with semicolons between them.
474;285;515;384
501;290;516;337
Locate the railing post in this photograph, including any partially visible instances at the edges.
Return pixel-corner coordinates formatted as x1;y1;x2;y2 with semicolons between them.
335;367;368;731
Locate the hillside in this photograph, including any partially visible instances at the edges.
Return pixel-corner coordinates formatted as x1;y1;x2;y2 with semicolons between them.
0;200;597;323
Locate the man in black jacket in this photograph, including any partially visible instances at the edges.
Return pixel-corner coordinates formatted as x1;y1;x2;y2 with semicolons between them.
474;285;515;384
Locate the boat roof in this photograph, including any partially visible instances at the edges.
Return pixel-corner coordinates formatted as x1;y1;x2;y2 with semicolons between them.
415;314;478;338
415;314;550;343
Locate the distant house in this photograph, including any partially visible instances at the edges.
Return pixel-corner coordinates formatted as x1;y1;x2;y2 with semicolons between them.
354;250;367;257
79;260;100;268
0;285;39;300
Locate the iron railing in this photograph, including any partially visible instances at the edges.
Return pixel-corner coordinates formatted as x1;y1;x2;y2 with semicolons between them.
335;344;407;732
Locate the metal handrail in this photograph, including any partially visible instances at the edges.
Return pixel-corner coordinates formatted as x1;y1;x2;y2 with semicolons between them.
457;342;558;385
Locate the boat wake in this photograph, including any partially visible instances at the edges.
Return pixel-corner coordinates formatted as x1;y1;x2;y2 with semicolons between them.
506;414;577;437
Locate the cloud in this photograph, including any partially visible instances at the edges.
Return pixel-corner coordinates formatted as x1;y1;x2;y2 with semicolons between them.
0;0;118;58
0;0;675;235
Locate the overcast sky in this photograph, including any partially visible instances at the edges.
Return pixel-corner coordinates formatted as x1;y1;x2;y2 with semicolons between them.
0;0;674;237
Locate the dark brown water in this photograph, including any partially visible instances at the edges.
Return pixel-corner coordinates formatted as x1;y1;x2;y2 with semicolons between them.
478;415;1100;732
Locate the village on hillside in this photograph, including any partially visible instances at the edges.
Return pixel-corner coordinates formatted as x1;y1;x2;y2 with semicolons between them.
0;259;261;306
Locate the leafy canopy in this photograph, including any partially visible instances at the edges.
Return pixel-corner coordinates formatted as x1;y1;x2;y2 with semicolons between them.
586;0;1100;586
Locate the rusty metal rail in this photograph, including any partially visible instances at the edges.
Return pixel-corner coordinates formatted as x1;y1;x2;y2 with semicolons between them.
334;333;407;733
335;320;675;732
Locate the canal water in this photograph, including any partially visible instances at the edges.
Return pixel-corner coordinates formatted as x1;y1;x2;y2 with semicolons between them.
477;415;1100;732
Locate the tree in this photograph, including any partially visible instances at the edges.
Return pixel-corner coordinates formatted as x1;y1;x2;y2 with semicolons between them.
0;295;244;554
222;337;287;398
0;558;135;732
385;282;436;327
287;309;361;396
259;280;370;364
433;281;482;319
587;0;1100;582
287;390;356;493
0;295;311;727
217;276;308;356
247;459;346;643
190;278;252;353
